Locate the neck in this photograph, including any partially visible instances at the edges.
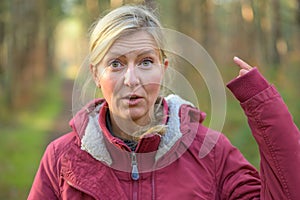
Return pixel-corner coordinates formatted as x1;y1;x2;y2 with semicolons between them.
109;112;150;141
109;106;163;141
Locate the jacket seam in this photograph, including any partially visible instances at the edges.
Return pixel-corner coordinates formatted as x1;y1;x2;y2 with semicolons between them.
215;135;234;199
213;141;218;199
252;102;291;200
50;142;61;199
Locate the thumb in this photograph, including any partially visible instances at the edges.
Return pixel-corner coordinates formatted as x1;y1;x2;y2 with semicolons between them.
238;69;249;77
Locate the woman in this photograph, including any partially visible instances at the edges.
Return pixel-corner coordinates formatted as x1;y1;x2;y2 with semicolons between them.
28;5;300;200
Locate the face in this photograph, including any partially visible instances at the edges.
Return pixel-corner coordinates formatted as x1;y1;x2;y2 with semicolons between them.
93;31;168;126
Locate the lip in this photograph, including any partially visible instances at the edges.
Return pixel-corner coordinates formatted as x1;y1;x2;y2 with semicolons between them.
122;94;143;106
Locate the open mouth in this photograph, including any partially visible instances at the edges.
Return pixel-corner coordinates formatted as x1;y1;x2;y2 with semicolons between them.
128;95;140;100
123;94;143;105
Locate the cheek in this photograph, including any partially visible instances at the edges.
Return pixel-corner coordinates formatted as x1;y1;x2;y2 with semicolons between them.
141;68;164;85
142;72;163;96
99;76;118;100
144;84;161;100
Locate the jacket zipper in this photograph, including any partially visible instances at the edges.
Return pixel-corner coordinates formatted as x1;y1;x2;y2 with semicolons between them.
131;152;139;200
131;152;140;180
152;171;156;200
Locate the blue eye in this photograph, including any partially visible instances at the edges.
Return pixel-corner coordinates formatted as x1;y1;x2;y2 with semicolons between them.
140;59;153;68
109;60;123;69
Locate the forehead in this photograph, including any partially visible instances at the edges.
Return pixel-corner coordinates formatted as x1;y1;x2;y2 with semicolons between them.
108;31;159;56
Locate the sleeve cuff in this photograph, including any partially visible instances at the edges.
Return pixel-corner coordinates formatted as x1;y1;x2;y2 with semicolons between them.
226;68;270;103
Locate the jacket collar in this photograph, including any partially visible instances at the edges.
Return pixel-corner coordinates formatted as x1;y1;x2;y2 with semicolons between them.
69;94;205;166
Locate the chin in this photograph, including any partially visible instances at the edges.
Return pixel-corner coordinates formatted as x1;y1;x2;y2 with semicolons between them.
128;111;150;125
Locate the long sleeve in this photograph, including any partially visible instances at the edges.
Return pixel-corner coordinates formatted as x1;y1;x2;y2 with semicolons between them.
227;68;300;200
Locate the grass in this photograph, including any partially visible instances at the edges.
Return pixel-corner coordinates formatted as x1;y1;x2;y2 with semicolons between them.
0;76;62;200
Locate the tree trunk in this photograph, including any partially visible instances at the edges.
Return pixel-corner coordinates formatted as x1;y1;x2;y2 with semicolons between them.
251;0;268;65
270;0;281;66
201;0;215;56
3;0;49;110
297;0;300;26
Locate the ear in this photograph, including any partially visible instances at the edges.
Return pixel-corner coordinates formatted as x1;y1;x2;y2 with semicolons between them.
90;64;101;88
163;58;169;70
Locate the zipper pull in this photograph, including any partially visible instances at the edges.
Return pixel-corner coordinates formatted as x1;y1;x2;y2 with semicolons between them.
131;152;139;180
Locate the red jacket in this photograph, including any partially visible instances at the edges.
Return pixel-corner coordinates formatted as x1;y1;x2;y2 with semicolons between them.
28;69;300;200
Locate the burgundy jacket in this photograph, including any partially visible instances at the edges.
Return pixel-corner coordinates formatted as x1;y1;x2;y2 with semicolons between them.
28;69;300;200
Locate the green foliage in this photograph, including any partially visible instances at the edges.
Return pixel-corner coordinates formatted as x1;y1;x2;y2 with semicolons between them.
0;77;62;200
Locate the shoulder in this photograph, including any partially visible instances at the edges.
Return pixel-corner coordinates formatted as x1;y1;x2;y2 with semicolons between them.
44;131;79;160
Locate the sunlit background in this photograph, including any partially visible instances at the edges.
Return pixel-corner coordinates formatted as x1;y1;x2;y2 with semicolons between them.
1;0;299;199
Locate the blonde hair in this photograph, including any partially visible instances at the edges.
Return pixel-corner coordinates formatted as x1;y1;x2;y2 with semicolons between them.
89;5;165;66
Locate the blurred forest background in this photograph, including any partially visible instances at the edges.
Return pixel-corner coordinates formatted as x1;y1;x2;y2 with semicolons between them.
0;0;299;199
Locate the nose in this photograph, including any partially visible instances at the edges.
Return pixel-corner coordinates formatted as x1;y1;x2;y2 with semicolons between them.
124;65;140;87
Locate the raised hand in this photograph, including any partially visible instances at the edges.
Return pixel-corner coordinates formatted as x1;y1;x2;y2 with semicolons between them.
233;56;253;77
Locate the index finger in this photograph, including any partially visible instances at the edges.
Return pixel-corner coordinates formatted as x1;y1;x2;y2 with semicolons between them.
233;56;253;71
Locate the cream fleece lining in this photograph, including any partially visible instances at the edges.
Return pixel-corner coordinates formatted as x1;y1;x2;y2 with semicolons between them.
81;94;194;165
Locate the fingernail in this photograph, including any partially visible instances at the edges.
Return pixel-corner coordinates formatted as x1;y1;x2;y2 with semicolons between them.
233;56;240;61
